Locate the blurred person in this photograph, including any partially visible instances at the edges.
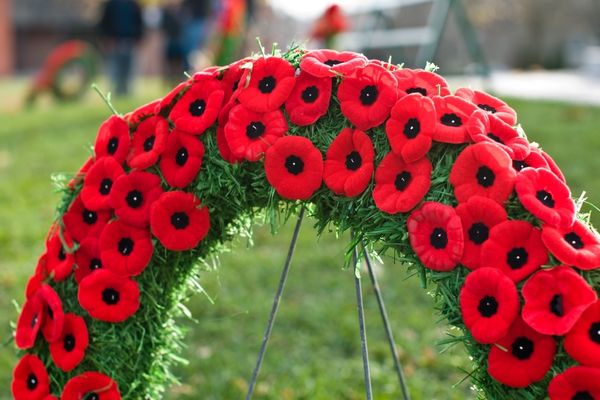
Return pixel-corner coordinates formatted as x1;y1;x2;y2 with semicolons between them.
161;0;186;84
311;4;349;49
181;0;214;71
98;0;144;96
213;0;247;65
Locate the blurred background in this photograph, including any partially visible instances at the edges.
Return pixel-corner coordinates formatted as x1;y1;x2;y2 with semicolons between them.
1;0;600;399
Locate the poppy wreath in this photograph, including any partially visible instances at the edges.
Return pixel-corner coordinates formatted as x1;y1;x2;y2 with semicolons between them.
11;46;600;399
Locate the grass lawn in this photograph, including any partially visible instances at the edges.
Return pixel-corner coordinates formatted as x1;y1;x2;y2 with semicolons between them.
0;78;599;399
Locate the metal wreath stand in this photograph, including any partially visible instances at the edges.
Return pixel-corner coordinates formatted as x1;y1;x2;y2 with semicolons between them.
244;207;411;400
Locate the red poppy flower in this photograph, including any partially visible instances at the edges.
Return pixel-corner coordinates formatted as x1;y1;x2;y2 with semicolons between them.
449;142;516;204
26;254;47;299
224;104;288;161
237;56;295;113
159;128;205;188
94;115;130;164
515;167;575;229
373;153;432;214
466;110;530;159
81;157;125;211
45;228;74;282
385;93;435;163
61;371;121;400
338;63;398;130
480;220;548;282
63;196;111;242
156;80;191;115
74;237;103;283
369;60;400;72
216;100;243;164
522;266;596;335
455;196;508;270
407;201;463;271
393;68;451;98
15;294;43;349
540;149;567;183
431;95;477;143
548;366;600;400
126;116;168;169
49;313;89;371
455;87;517;126
284;71;332;126
487;317;556;388
78;269;140;322
541;220;600;270
323;128;374;197
512;146;550;173
126;98;160;126
12;354;50;400
38;284;65;343
43;396;58;400
459;267;519;344
219;57;249;102
299;49;367;78
168;73;224;134
99;220;153;277
109;171;163;228
564;300;600;367
264;136;323;200
67;156;94;190
150;191;210;251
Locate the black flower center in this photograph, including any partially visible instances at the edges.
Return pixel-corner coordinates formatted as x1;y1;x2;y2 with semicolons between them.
171;212;190;230
406;87;427;96
395;171;412;191
324;59;342;67
246;121;265;139
572;391;594;400
345;151;362;171
26;373;38;390
301;86;319;103
86;394;100;400
468;222;489;245
118;238;134;256
175;147;188;166
82;208;98;225
430;228;448;249
478;103;497;113
476;166;495;188
511;336;534;360
564;232;585;249
513;160;528;171
143;135;156;152
506;247;528;269
359;85;378;106
107;137;119;155
478;295;499;317
99;178;113;195
58;247;67;261
47;306;54;320
487;133;504;144
126;190;143;208
89;258;102;271
403;118;421;139
258;76;276;94
550;294;564;317
285;155;304;175
536;190;555;208
102;288;120;305
31;313;38;328
441;113;462;127
588;322;600;344
189;99;206;117
64;334;76;352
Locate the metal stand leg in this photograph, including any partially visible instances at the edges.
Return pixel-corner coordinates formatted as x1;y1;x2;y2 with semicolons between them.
353;241;373;400
363;244;411;400
245;207;305;400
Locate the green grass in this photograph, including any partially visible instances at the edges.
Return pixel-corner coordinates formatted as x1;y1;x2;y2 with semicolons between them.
1;79;599;399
